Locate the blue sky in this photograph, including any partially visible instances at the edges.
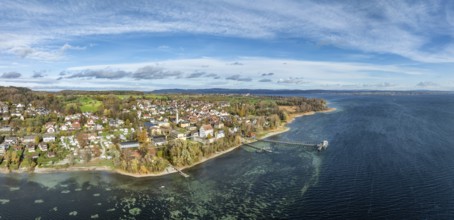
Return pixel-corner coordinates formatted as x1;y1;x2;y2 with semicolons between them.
1;0;454;90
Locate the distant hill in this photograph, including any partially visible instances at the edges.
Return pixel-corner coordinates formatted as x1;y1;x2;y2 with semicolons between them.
151;88;453;95
0;86;452;97
151;88;335;95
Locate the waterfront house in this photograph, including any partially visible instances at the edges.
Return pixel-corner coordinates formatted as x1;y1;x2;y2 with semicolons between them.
119;141;140;149
0;143;8;155
199;124;214;138
216;130;225;139
31;152;39;159
152;136;167;146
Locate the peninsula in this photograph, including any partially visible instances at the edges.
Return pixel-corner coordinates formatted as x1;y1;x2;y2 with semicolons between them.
0;86;331;177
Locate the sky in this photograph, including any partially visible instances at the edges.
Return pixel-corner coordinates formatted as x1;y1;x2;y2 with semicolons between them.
1;0;454;91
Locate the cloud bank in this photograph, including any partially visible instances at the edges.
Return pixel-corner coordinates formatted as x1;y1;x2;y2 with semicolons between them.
1;0;454;63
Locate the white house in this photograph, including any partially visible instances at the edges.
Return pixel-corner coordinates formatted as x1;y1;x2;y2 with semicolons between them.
214;122;224;129
23;136;36;143
38;143;48;151
171;130;187;140
43;134;56;143
199;124;214;138
216;130;225;139
0;143;8;155
4;137;17;144
26;144;36;153
0;126;11;133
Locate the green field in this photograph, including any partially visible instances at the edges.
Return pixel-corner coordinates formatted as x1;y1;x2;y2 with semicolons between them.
65;96;102;113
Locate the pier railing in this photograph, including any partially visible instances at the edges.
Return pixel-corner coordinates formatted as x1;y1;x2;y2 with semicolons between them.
252;139;329;151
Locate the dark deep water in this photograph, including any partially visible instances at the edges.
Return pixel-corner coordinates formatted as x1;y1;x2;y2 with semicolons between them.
2;95;454;219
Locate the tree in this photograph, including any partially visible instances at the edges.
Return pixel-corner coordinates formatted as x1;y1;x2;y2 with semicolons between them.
76;133;88;148
82;149;92;162
138;129;149;143
139;165;148;174
130;159;139;173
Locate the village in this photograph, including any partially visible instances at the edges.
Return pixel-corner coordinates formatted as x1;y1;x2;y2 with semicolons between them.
0;95;297;174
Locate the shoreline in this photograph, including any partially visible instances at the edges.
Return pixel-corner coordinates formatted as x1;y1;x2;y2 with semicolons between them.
0;107;336;178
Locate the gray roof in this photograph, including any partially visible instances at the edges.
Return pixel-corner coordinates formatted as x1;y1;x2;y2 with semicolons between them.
119;141;140;149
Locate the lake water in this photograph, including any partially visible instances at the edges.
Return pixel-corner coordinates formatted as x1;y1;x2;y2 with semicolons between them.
1;95;454;219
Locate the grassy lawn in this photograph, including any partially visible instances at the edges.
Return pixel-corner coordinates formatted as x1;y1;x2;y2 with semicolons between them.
73;158;114;168
65;96;102;113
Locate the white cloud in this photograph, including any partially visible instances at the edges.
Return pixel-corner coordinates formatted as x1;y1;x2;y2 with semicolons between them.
1;0;454;63
59;57;431;90
416;81;438;87
60;43;86;51
277;77;306;84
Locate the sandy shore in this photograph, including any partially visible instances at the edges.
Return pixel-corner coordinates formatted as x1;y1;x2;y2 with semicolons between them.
0;108;336;178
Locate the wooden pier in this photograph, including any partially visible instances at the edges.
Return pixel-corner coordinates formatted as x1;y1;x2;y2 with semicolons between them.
242;142;273;153
171;165;190;178
259;139;329;151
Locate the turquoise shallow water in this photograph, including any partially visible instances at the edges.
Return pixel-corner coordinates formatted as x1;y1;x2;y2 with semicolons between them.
1;94;454;219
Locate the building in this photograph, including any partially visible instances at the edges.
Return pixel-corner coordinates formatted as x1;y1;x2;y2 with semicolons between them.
38;143;48;151
43;134;56;143
214;122;224;129
199;124;214;138
119;141;140;149
71;121;81;130
44;122;56;133
23;136;36;143
171;130;187;140
0;102;8;114
26;143;36;153
4;137;17;144
178;120;190;128
0;126;11;133
0;143;8;155
152;136;167;146
216;130;225;139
